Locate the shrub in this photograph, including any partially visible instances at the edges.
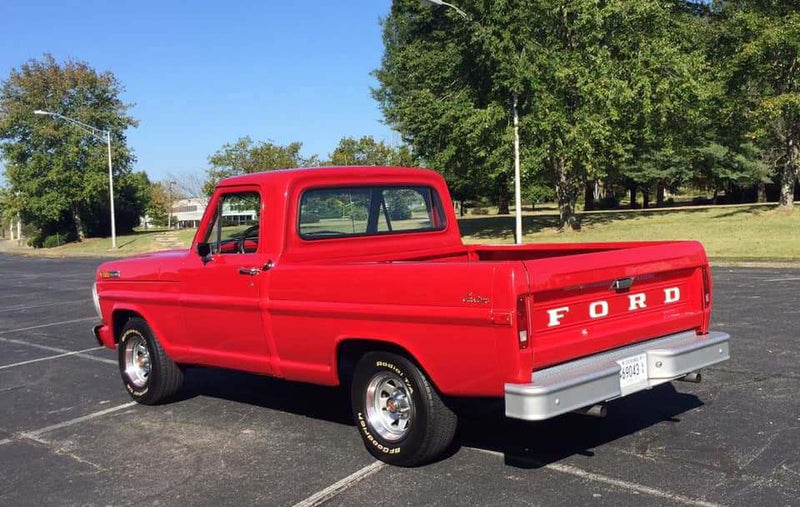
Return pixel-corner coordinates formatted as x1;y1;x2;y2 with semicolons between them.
42;232;76;248
597;196;620;210
38;231;76;248
300;212;320;224
27;234;44;248
389;203;412;220
355;207;370;221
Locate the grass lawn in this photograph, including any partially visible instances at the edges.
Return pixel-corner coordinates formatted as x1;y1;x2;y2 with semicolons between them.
11;203;798;263
461;203;799;262
34;228;199;256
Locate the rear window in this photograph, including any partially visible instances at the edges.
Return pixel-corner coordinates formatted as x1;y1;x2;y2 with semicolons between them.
298;185;447;240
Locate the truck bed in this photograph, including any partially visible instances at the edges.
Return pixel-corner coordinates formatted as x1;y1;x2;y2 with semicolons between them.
394;241;711;371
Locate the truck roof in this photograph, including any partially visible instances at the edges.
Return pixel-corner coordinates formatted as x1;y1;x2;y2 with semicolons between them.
217;165;442;188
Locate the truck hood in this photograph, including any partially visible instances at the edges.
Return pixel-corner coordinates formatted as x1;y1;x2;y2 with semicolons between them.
96;248;188;282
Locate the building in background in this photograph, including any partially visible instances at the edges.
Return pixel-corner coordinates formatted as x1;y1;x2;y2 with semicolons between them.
140;197;257;230
170;197;206;229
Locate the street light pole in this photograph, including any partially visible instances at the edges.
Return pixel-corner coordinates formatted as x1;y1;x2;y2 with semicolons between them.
513;94;522;244
167;181;175;230
420;0;524;243
106;131;116;249
34;110;117;249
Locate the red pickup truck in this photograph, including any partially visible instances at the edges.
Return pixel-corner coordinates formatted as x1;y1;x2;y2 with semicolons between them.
92;166;730;466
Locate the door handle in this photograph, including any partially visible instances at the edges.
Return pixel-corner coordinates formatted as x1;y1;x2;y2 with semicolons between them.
238;267;261;276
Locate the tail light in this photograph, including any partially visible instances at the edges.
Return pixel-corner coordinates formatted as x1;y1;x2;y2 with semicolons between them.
517;296;529;349
701;268;711;308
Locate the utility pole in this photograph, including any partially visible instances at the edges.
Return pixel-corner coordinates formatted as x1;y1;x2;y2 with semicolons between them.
513;94;522;244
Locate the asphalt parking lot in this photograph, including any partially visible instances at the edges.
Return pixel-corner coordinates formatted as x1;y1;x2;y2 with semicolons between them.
0;253;798;506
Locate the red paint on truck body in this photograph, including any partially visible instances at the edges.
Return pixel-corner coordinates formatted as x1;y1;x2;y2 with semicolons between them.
94;167;713;397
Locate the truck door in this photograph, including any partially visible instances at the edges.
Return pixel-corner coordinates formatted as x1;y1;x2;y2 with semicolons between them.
179;187;274;374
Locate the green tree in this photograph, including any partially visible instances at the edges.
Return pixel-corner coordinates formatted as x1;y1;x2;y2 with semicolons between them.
328;135;417;167
79;170;151;236
0;55;138;241
375;0;715;229
373;0;522;216
145;180;171;227
715;1;800;207
613;3;716;208
204;136;318;194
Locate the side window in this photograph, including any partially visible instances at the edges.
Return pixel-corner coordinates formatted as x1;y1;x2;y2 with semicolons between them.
205;192;261;254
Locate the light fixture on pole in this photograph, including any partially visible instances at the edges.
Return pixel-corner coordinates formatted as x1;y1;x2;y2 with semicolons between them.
34;110;117;249
419;0;468;19
419;0;524;244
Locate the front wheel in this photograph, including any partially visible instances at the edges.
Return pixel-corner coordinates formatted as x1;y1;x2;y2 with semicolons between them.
350;352;457;466
118;317;183;405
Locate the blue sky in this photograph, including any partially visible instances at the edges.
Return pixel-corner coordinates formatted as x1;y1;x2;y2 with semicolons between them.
0;0;396;180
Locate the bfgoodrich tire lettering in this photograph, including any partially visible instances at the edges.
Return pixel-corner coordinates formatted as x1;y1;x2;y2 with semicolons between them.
117;317;183;405
351;351;457;466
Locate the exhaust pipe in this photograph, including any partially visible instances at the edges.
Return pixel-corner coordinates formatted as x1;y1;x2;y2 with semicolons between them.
573;403;607;418
678;371;702;383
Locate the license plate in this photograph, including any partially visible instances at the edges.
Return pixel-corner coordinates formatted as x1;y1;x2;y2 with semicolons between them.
617;353;648;388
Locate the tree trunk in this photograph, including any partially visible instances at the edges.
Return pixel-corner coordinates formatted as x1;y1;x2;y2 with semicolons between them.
629;182;637;209
779;161;796;208
73;207;85;240
497;194;510;215
583;181;596;211
757;182;767;203
555;159;581;231
459;200;466;217
642;187;650;209
656;184;665;207
495;171;511;215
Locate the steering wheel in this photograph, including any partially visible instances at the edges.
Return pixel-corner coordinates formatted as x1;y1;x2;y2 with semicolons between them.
237;224;260;254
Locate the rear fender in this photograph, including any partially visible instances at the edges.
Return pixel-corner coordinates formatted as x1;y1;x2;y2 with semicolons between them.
333;336;434;388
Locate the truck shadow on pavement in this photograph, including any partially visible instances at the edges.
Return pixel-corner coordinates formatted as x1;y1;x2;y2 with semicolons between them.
175;367;703;469
454;384;703;468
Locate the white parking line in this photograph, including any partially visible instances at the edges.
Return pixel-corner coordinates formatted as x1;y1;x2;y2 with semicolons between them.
0;333;115;366
0;299;91;313
0;317;97;335
761;277;800;282
0;288;87;300
291;461;387;507
0;346;105;371
466;448;724;507
0;402;138;446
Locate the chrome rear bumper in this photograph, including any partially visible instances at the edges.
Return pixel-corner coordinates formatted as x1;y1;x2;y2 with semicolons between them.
505;331;730;421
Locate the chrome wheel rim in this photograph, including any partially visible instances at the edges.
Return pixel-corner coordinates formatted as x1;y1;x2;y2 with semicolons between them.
365;372;414;442
124;335;151;388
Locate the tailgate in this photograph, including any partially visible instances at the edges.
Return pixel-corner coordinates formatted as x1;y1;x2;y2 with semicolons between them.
522;241;710;369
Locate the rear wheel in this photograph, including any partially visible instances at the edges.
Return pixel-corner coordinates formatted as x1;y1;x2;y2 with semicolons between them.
117;317;183;405
350;351;457;466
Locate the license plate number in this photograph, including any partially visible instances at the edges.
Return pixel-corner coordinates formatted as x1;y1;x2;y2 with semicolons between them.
617;353;648;388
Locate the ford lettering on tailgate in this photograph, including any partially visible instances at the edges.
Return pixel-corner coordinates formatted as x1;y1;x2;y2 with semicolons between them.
543;286;682;328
